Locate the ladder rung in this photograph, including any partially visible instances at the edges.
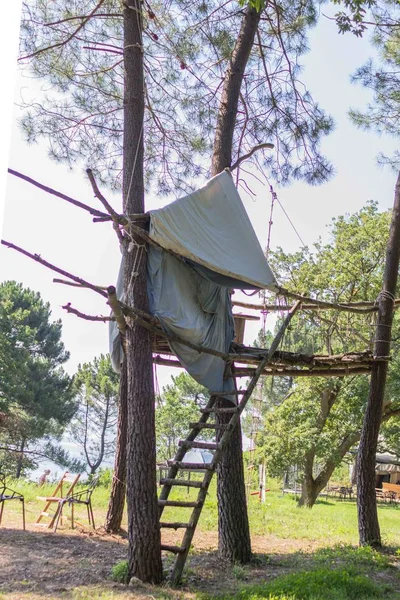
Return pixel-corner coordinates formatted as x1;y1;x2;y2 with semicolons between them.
158;500;202;508
179;441;218;451
160;478;204;488
167;461;213;470
161;544;185;554
200;407;239;414
190;422;229;430
210;390;246;396
160;522;192;529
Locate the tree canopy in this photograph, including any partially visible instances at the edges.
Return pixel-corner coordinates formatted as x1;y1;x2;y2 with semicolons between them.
333;0;400;169
0;280;77;476
256;203;400;506
19;0;334;191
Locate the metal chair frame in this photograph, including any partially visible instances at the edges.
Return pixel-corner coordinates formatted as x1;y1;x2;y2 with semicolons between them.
54;475;99;532
0;472;26;530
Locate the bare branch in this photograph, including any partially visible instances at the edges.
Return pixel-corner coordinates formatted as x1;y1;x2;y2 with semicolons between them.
53;278;108;291
62;303;113;322
86;168;124;244
107;285;127;342
8;168;109;219
230;142;274;171
1;240;107;298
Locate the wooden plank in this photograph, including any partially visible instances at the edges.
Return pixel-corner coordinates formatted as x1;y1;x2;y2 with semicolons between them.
200;407;238;414
161;544;185;554
158;500;202;508
160;522;192;529
189;422;229;430
178;441;217;451
160;478;204;488
167;461;213;471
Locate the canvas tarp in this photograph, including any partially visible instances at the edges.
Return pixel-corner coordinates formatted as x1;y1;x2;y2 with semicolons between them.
110;171;277;393
149;170;277;291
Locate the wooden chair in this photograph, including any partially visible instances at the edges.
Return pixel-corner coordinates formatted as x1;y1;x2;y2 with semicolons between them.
0;472;25;530
53;475;99;532
35;471;81;529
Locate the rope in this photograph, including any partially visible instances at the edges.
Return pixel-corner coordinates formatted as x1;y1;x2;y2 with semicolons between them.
377;290;396;304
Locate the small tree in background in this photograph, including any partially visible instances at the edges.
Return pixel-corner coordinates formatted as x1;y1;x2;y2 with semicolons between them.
70;354;119;475
155;373;209;461
0;280;77;477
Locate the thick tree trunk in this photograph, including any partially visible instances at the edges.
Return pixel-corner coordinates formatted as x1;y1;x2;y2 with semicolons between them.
357;171;400;547
123;2;162;583
298;473;321;508
105;360;128;533
211;5;261;564
216;409;251;562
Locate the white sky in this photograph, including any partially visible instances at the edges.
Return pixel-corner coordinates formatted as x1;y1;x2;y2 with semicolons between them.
0;4;399;395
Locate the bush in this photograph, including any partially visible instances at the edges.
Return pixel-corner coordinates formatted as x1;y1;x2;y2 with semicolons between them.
110;560;129;584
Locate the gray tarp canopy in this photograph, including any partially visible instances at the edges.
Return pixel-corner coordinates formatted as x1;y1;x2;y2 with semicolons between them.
110;170;277;393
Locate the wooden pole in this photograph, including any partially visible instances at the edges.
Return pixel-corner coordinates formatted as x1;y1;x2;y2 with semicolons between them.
357;171;400;547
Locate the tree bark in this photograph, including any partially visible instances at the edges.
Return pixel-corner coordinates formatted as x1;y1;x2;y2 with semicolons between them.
298;433;359;507
123;1;162;583
15;438;25;479
105;360;127;534
357;171;400;547
216;409;251;562
211;5;261;563
212;6;262;175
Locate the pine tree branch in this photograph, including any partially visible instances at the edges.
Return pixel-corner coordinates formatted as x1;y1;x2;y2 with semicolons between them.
41;13;123;27
19;0;108;61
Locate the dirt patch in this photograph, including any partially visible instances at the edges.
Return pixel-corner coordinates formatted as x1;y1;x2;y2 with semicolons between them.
0;524;398;599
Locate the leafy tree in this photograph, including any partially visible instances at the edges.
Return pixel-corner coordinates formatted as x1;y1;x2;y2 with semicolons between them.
0;281;77;477
333;0;400;169
257;203;400;506
155;373;210;461
69;354;119;475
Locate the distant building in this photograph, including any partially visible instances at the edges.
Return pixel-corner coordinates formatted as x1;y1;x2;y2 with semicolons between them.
375;453;400;488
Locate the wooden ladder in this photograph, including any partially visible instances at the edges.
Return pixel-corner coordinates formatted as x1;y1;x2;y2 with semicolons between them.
158;302;300;584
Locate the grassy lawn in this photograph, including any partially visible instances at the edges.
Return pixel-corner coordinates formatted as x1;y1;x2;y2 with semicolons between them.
0;478;399;599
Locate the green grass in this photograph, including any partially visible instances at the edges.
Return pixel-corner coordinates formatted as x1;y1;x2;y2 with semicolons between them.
204;568;394;599
3;476;400;549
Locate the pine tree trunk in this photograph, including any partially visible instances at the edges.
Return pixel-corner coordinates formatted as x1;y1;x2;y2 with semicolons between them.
357;172;400;547
216;408;251;562
123;2;162;583
105;360;127;534
211;5;261;563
